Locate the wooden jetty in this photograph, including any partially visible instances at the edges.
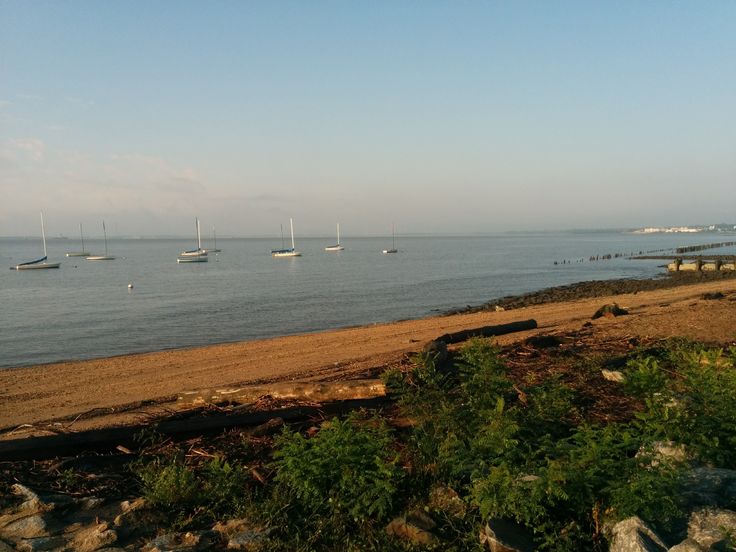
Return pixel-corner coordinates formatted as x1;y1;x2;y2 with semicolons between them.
632;254;736;272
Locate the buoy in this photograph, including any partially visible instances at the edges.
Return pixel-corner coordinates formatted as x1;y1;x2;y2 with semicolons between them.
128;283;133;289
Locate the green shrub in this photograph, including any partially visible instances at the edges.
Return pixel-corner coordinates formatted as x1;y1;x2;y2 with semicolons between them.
272;414;403;525
138;459;200;511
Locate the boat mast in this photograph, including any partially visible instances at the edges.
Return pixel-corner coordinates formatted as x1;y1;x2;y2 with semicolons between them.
290;218;295;250
102;221;108;256
392;223;395;250
337;223;340;245
80;223;85;252
280;224;285;249
196;218;202;251
40;212;47;258
213;226;217;250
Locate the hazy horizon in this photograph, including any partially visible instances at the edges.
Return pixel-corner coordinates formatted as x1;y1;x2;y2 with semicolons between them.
2;2;734;237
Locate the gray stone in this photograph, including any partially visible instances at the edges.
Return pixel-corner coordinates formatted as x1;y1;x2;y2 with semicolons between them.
602;369;626;383
687;508;736;550
69;522;118;552
15;536;66;552
479;519;535;552
141;531;203;552
428;486;466;518
1;515;49;540
386;512;437;546
681;468;736;509
608;516;668;552
667;538;705;551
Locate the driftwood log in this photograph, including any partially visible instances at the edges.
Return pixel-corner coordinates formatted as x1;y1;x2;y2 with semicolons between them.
178;379;386;406
433;319;537;345
0;397;389;461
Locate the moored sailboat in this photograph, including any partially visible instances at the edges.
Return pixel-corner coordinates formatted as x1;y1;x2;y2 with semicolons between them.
271;218;301;257
325;223;344;251
382;223;398;254
177;218;208;263
86;221;116;261
12;213;61;270
66;223;90;257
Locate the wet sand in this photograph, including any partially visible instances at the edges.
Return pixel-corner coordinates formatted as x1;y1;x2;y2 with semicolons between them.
1;278;735;433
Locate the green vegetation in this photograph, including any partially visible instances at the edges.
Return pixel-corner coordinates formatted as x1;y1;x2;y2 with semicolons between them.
130;337;736;550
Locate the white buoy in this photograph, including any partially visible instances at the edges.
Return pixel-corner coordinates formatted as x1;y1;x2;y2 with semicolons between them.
128;283;133;289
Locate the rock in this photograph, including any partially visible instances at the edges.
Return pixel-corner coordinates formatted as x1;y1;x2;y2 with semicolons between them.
15;536;66;551
636;441;688;467
681;468;736;509
592;304;629;320
0;540;16;552
608;516;668;552
702;292;724;300
479;519;535;552
386;511;437;546
118;497;147;515
69;522;118;552
141;532;203;551
602;369;626;383
422;340;448;364
0;515;49;540
687;508;736;550
78;497;106;511
667;538;705;551
226;530;272;550
428;486;466;518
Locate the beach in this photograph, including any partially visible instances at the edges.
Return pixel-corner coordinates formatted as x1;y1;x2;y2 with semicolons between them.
2;276;735;435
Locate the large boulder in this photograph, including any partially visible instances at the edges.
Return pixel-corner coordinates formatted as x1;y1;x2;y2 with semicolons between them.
608;516;668;552
479;519;535;552
386;510;438;546
681;468;736;510
687;509;736;550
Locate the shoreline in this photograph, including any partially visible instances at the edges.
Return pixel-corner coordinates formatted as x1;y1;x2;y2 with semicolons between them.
1;275;735;434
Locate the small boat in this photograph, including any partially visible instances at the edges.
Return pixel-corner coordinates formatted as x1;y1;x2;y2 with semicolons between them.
66;223;90;257
202;225;221;254
12;212;61;270
271;218;301;257
325;223;344;251
382;223;398;254
177;218;208;263
86;221;116;261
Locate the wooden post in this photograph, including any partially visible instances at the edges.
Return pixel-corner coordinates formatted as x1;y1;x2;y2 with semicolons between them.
674;258;682;272
696;258;703;272
715;259;723;272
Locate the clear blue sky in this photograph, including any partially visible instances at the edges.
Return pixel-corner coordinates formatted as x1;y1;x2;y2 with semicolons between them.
1;1;734;236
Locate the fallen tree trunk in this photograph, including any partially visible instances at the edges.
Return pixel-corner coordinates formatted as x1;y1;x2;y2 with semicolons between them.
0;397;389;462
178;379;386;406
433;319;538;345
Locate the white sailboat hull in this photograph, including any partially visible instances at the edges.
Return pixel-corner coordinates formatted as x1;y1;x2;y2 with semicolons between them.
325;244;344;251
66;252;90;257
13;262;61;270
272;250;301;257
86;255;116;261
382;249;398;254
177;255;209;263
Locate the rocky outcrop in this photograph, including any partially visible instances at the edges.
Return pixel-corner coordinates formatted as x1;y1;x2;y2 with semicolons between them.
608;517;668;552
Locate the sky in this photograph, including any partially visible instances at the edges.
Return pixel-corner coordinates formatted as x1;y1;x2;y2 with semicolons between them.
1;1;735;237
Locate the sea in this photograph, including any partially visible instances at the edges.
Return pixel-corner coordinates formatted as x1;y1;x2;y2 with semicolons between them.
2;231;735;369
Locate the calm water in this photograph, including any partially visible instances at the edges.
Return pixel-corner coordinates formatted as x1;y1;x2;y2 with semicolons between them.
2;232;735;368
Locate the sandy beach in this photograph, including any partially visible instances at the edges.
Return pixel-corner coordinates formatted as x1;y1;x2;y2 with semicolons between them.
1;278;735;434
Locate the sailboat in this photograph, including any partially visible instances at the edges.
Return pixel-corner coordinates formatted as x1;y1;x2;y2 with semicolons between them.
177;218;208;263
12;212;61;270
325;223;344;251
202;225;221;254
271;218;301;257
382;223;398;254
86;221;116;261
66;223;90;257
